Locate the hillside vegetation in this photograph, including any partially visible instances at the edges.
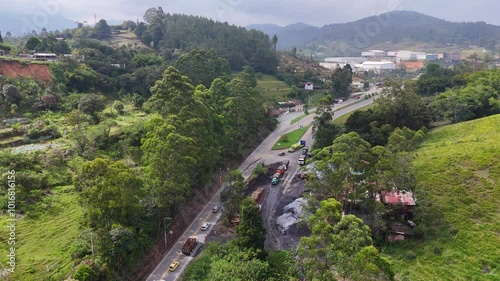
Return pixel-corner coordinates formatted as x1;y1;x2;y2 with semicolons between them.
0;186;83;281
256;74;292;99
252;11;500;56
383;114;500;280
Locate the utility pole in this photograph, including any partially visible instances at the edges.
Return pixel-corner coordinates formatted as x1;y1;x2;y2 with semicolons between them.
94;12;97;24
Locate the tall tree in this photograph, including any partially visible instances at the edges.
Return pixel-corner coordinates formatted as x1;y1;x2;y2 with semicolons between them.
93;19;111;39
175;49;231;87
271;34;278;52
25;37;42;50
331;64;353;98
144;66;194;115
141;116;199;219
0;31;3;43
74;158;144;229
235;198;266;251
221;170;245;219
298;198;342;280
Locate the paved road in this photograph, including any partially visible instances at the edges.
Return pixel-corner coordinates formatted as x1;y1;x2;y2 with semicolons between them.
146;90;379;281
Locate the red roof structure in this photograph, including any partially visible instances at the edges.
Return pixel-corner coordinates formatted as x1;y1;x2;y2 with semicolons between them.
381;190;416;206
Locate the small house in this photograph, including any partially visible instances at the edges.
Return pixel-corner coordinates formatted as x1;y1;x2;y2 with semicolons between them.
304;82;314;90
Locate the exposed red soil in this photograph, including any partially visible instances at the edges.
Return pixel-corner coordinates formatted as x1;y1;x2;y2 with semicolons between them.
0;60;52;82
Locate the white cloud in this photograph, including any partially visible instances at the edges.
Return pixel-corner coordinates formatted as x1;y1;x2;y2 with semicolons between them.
1;0;500;27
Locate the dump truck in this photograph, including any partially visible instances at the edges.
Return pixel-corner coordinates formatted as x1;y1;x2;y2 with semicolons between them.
271;173;281;185
182;236;198;255
251;187;265;203
276;164;286;174
288;142;302;152
298;154;306;165
302;147;309;155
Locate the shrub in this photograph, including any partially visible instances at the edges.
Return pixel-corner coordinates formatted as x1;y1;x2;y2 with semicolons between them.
279;134;289;142
112;101;124;114
433;246;442;255
405;251;417;260
253;163;266;176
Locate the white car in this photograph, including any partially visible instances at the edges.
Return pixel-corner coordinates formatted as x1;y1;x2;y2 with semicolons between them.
201;222;211;231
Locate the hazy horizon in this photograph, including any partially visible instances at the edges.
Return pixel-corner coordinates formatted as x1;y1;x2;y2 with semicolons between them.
1;0;499;31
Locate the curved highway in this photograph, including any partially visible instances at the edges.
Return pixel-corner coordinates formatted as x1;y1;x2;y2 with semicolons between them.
146;90;379;281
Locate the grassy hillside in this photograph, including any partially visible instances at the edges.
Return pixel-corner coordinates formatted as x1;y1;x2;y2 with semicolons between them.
0;186;83;281
257;74;292;100
100;30;152;50
383;115;500;280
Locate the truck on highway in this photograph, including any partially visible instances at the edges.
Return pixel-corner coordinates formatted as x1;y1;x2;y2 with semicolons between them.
288;140;306;153
288;142;302;152
182;236;198;255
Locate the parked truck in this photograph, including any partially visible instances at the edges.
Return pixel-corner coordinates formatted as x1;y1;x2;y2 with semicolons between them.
182;236;198;255
288;142;302;152
271;173;281;185
298;154;306;165
251;187;265;203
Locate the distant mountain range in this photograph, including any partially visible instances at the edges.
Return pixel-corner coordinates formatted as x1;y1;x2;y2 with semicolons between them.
247;22;320;50
0;11;77;36
247;11;500;56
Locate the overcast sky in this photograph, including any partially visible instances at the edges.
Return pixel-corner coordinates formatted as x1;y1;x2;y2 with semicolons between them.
2;0;499;27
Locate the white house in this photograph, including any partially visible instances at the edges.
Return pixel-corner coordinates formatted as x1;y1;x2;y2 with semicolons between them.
304;82;314;90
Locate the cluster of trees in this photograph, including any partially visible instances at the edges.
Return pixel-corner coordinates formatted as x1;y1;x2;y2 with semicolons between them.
141;66;274;218
183;197;297;281
24;36;71;53
430;68;500;123
0;77;62;117
312;64;499;150
174;48;231;87
298;199;394;280
135;7;277;73
67;66;276;279
309;130;421;214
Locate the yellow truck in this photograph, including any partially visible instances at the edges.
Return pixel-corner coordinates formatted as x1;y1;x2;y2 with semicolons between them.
288;142;302;152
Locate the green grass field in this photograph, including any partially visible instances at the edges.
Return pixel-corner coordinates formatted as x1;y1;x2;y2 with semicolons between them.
257;74;292;99
272;124;311;150
0;186;83;281
101;30;151;50
383;114;500;280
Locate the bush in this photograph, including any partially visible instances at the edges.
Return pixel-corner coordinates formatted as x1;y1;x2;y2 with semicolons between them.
279;134;289;142
112;101;124;114
73;264;96;281
253;163;266;176
433;246;442;255
405;251;417;260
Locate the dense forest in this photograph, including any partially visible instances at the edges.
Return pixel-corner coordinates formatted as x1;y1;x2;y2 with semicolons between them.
0;8;280;280
135;7;277;73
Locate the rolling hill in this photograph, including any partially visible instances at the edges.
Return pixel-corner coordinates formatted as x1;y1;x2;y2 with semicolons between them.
383;114;500;280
